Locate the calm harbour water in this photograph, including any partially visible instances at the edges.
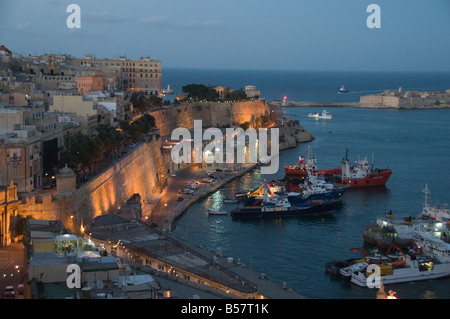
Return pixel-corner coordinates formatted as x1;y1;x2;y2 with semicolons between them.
165;69;450;299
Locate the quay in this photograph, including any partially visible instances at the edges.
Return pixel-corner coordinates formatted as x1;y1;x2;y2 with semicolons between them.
87;214;304;299
146;162;259;232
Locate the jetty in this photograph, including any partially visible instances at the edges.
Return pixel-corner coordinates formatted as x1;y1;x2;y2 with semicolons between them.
269;101;360;108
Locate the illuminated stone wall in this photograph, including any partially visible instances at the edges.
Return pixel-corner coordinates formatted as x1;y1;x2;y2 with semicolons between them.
149;100;271;137
72;136;166;231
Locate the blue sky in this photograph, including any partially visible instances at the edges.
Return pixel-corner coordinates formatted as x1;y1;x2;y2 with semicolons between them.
0;0;449;71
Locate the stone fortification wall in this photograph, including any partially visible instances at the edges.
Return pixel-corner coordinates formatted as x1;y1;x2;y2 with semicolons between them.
360;90;450;109
72;136;166;227
17;136;166;235
150;100;271;136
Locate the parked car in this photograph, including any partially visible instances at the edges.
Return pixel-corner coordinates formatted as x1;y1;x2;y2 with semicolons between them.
184;188;194;194
177;197;184;202
3;286;15;299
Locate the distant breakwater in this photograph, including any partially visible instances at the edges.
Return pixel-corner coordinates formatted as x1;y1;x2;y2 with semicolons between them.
269;101;360;108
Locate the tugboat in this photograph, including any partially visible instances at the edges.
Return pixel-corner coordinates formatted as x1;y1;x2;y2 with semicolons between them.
320;149;392;188
284;147;318;178
285;148;392;188
339;85;349;93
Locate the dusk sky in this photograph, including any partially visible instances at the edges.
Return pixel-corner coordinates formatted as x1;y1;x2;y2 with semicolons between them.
1;0;449;72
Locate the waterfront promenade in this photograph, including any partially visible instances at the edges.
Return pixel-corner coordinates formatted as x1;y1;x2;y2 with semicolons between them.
145;163;257;231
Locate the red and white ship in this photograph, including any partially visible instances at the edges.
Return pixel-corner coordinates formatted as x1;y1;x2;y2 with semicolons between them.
283;147;317;179
285;149;392;188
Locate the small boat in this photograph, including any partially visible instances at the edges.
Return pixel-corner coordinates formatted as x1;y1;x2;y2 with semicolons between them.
207;210;228;216
340;262;369;278
223;197;239;203
325;259;363;276
365;248;389;264
339;85;349;93
308;109;332;120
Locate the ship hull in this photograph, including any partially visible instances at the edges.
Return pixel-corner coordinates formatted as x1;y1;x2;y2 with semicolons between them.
230;202;338;219
284;167;309;178
351;261;450;287
362;228;414;249
286;169;392;188
323;169;392;188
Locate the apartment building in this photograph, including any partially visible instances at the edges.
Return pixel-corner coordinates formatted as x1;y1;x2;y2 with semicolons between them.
72;55;162;95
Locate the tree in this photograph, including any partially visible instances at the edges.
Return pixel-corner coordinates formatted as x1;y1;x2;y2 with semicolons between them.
182;83;219;101
96;124;124;156
225;89;247;101
59;132;103;175
130;92;146;111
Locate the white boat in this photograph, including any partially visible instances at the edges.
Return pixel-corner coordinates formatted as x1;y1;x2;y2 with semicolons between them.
308;109;332;120
223;198;239;203
340;262;369;278
421;184;450;225
207;210;228;216
339;85;349;93
351;230;450;287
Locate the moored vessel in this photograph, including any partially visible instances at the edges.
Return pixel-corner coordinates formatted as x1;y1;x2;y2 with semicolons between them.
351;230;450;287
284;147;317;178
320;149;392;187
421;184;450;225
285;149;392;188
230;182;339;219
207;209;228;216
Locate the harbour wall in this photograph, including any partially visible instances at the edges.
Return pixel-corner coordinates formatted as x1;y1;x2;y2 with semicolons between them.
16;136;167;235
143;99;272;137
270;101;360;108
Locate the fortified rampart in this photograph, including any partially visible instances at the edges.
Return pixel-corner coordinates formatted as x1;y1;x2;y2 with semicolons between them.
359;89;450;109
15;136;166;235
146;99;272;136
